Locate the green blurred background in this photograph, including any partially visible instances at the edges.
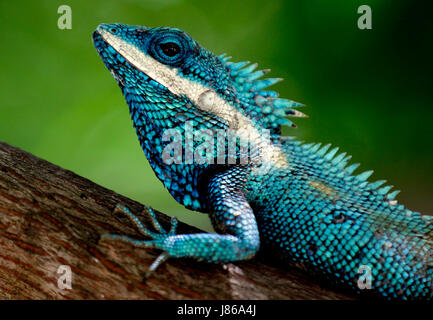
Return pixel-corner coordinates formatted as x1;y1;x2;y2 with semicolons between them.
0;0;431;232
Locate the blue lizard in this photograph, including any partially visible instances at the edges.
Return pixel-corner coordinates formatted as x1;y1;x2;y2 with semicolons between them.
92;23;432;299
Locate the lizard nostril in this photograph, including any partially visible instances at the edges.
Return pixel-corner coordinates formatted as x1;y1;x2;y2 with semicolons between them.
110;27;118;34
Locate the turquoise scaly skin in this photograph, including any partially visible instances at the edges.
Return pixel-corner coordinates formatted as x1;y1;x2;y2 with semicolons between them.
92;23;432;299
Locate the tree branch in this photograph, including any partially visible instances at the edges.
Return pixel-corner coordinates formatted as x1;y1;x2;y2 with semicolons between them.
0;141;354;299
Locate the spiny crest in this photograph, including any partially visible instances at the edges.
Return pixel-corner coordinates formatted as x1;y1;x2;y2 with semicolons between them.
299;141;402;203
218;54;306;136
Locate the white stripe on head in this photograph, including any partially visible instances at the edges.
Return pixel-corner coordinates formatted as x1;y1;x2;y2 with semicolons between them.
99;29;289;169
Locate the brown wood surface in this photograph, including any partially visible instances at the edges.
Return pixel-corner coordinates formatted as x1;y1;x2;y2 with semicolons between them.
0;141;355;299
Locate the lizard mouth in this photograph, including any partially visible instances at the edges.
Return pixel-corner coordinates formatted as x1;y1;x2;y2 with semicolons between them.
92;30;168;91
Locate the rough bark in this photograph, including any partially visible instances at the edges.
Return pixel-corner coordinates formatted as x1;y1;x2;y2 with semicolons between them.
0;141;355;300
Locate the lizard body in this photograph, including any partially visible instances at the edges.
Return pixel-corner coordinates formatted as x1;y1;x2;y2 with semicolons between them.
93;24;432;299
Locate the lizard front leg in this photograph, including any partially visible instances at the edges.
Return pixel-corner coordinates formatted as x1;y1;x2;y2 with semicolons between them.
101;168;260;272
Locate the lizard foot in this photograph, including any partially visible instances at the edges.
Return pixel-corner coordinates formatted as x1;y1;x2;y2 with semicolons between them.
100;204;178;275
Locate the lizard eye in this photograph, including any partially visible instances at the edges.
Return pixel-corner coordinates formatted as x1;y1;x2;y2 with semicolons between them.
159;42;181;57
149;32;190;66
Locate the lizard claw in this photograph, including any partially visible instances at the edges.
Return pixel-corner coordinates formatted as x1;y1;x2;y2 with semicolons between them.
112;204;178;238
100;204;179;273
146;252;170;277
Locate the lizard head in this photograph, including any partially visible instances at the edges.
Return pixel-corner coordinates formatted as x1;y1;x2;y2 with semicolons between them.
93;23;304;137
92;23;234;116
